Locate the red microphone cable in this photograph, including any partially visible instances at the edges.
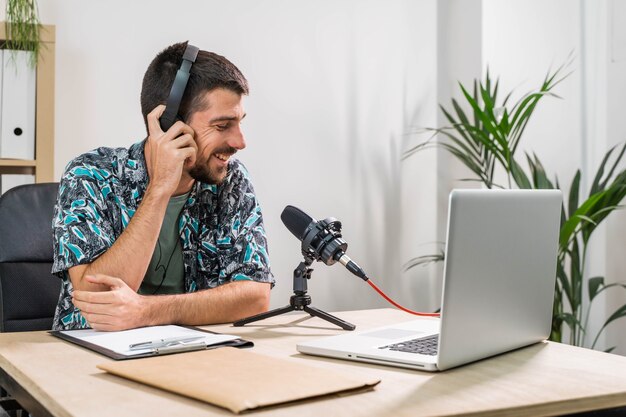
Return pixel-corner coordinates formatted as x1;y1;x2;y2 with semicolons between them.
366;278;440;317
338;255;439;317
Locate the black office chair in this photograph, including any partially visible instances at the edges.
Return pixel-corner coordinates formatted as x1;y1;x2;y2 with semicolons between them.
0;183;61;332
0;183;61;416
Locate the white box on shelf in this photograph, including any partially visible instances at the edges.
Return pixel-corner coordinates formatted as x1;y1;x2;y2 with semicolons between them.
0;174;35;195
0;49;36;160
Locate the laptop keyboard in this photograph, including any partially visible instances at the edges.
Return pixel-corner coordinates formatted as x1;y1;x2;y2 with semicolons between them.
379;334;439;356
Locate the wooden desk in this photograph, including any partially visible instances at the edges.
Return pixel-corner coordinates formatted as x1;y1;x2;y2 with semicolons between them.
0;308;625;417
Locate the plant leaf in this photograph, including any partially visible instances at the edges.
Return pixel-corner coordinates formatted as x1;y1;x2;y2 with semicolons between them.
556;261;574;311
511;158;531;189
590;143;626;195
556;312;585;332
576;214;597;225
568;170;581;219
588;276;604;302
528;153;556;189
589;281;626;302
446;101;475;150
593;304;626;348
459;82;507;152
559;191;606;249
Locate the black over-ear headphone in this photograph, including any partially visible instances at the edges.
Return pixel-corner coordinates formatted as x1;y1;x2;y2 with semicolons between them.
159;43;200;131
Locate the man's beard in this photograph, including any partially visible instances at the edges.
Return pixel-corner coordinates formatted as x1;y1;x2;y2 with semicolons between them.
189;146;238;185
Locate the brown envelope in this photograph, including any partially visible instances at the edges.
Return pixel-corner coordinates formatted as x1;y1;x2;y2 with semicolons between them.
97;347;380;414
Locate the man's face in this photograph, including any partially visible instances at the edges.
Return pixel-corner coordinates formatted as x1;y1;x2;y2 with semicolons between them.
186;88;246;184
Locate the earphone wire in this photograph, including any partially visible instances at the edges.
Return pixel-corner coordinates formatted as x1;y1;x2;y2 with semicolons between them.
151;233;181;295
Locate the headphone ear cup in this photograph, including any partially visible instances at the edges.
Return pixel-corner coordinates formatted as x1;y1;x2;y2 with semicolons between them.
160;44;200;131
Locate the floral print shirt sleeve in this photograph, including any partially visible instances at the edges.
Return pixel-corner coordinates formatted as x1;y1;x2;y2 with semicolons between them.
52;152;121;275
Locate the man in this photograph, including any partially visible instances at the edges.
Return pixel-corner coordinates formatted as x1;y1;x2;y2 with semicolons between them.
51;42;274;331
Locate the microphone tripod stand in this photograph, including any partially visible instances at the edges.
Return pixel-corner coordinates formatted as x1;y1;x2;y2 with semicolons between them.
233;256;355;330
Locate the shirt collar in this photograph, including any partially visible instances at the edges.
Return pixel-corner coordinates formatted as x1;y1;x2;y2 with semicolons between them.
128;139;149;182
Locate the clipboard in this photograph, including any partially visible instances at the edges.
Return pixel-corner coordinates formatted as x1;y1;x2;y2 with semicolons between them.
50;325;253;360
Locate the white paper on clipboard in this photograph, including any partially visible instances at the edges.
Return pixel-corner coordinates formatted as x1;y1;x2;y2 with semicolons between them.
53;325;242;359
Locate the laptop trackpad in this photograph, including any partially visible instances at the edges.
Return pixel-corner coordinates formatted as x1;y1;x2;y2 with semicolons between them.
362;329;423;340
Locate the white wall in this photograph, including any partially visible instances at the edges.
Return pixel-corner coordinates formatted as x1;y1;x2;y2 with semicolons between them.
483;0;582;186
36;0;441;314
23;0;626;348
602;0;626;355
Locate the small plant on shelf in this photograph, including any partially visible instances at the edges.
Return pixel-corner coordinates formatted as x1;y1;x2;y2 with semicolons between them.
4;0;42;67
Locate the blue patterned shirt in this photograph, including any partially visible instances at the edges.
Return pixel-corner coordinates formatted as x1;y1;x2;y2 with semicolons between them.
51;140;274;330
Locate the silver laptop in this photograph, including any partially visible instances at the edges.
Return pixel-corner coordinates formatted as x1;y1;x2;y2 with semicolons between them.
297;189;562;371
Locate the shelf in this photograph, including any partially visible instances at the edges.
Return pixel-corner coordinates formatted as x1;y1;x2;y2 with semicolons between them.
0;23;55;43
0;22;55;183
0;159;36;167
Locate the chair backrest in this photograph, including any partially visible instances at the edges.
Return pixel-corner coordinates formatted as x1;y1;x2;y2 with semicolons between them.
0;183;61;332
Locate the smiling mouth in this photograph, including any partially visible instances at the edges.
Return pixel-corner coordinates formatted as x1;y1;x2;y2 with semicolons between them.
213;153;231;162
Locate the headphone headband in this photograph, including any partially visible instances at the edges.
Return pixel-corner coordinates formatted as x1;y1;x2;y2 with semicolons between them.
160;44;200;131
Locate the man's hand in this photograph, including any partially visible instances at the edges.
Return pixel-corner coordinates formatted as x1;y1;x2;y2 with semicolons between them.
72;274;149;331
145;105;198;197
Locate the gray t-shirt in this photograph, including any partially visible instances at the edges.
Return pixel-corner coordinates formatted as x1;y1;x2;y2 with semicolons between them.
139;192;189;295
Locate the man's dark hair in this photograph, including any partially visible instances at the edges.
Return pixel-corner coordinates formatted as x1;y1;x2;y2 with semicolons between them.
140;41;249;133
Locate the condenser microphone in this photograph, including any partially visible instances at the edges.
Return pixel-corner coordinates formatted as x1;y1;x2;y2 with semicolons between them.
281;205;312;240
280;205;368;280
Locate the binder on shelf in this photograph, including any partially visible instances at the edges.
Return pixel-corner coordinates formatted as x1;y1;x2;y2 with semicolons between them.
0;49;36;160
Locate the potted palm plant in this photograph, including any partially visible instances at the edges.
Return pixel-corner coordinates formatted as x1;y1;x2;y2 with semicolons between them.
405;64;626;351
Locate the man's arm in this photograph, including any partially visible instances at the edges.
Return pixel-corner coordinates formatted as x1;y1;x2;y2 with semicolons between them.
69;106;197;292
72;274;270;331
68;187;169;292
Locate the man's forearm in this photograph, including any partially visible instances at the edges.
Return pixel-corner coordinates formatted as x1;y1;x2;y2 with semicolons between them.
143;281;271;326
70;185;170;292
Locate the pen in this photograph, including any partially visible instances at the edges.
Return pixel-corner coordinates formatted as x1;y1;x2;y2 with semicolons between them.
129;335;205;351
152;341;208;355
